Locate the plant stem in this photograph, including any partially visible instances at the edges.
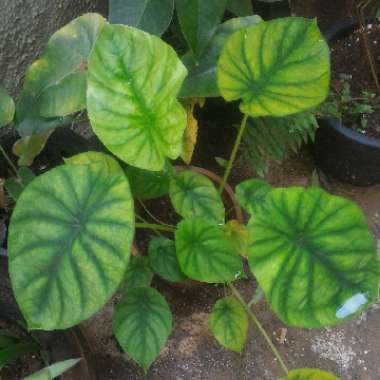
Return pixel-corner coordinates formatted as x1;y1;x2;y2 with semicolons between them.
135;222;176;233
219;114;249;194
0;144;19;178
355;3;380;94
137;198;176;228
229;283;289;376
135;214;162;237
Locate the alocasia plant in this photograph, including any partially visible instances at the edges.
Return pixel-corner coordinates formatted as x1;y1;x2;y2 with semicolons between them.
2;12;379;380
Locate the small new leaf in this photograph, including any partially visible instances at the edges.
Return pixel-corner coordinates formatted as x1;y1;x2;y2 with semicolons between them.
209;296;248;353
148;237;187;282
113;287;172;372
175;217;243;283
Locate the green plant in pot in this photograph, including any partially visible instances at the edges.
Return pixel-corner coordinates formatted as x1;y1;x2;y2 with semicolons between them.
1;12;379;380
314;0;380;185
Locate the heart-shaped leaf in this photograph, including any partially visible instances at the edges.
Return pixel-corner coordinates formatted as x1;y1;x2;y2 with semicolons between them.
180;15;262;98
109;0;174;36
247;187;380;328
16;13;105;136
169;170;225;224
175;217;243;283
227;0;254;16
279;368;340;380
113;287;172;372
209;296;248;353
124;256;153;289
0;87;14;127
217;17;330;117
8;162;134;330
87;23;187;171
148;237;187;282
235;178;271;214
175;0;228;60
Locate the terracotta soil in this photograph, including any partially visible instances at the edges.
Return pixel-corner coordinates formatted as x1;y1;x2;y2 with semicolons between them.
331;23;380;139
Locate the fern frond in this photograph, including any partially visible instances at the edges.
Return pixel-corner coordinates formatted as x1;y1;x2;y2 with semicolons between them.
240;112;318;177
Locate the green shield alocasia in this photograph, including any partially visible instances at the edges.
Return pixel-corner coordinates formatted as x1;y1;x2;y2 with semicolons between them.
87;23;187;171
8;159;134;330
148;237;187;282
0;86;15;127
124;256;154;289
209;296;248;353
113;287;172;372
247;187;380;328
16;13;105;136
175;217;243;283
217;17;330;117
169;170;225;224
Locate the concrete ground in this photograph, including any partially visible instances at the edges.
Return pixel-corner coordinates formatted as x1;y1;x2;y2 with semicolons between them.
82;151;380;380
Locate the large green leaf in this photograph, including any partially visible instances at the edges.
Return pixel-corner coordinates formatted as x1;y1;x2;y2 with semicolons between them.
148;237;187;282
209;296;248;353
175;0;228;60
235;178;271;214
64;151;122;173
279;368;340;380
217;17;330;117
169;170;225;224
87;23;187;171
113;287;172;372
8;162;134;330
24;359;81;380
0;86;15;127
124;256;154;289
227;0;254;16
180;15;262;98
109;0;174;36
175;217;243;283
16;13;105;136
247;187;380;328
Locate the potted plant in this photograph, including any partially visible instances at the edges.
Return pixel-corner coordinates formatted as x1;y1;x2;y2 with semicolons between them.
0;10;379;380
314;0;380;185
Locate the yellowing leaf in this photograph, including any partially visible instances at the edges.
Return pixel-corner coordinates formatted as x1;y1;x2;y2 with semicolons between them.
222;219;250;256
12;130;53;166
181;99;204;164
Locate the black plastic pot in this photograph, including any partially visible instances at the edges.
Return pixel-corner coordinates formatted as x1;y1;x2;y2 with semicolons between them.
313;20;380;186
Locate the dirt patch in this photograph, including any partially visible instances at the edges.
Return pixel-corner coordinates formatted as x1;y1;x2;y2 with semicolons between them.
331;23;380;139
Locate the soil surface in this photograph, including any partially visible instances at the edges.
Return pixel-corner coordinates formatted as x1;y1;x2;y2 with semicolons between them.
331;24;380;139
0;320;43;380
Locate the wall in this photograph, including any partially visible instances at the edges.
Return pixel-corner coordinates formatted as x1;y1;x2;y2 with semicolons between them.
0;0;107;97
